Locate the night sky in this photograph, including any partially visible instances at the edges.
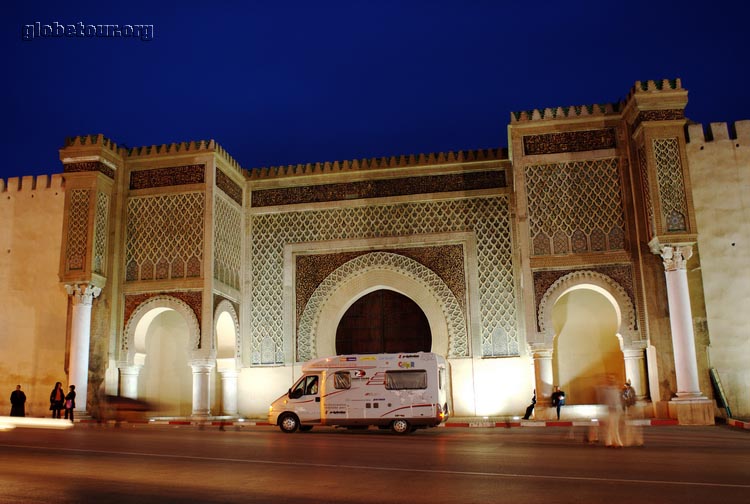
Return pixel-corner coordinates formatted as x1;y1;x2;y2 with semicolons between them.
4;0;750;179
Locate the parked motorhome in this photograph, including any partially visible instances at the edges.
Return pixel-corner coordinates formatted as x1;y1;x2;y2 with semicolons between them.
269;352;450;434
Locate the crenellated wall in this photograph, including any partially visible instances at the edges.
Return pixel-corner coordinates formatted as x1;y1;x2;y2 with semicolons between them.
0;174;69;417
686;120;750;418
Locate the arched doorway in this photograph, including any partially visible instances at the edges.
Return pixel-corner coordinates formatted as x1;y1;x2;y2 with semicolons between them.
336;289;431;354
137;309;193;416
552;288;624;404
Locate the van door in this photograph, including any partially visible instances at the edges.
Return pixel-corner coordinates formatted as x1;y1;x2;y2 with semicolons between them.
288;374;321;424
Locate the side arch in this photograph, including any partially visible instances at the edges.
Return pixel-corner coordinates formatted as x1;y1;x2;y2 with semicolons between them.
121;295;201;366
214;299;241;362
537;270;639;349
297;252;468;361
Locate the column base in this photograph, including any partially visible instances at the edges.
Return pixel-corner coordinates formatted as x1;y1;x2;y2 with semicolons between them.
668;398;715;425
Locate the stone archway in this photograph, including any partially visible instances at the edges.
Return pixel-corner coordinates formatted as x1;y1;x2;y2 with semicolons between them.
531;270;647;408
297;252;468;361
119;296;202;416
214;299;240;415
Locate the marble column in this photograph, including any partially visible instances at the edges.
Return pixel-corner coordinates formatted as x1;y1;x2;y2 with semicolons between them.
220;369;239;416
659;245;705;400
65;283;101;412
190;359;215;417
531;347;554;405
118;365;142;399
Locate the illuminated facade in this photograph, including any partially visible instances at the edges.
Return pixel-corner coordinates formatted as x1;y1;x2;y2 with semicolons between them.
1;79;748;424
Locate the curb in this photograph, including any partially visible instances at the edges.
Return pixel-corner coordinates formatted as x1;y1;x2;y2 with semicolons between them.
443;419;679;428
726;418;750;431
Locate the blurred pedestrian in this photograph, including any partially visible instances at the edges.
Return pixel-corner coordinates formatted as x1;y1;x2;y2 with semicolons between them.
599;375;623;448
50;381;65;418
551;385;565;420
621;379;643;446
523;390;536;420
64;385;76;422
10;385;26;417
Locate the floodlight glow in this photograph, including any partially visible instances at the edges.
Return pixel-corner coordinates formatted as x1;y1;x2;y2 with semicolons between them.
0;416;74;430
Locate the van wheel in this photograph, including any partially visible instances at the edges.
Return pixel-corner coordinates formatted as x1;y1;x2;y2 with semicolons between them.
391;419;411;434
299;425;313;432
279;413;299;433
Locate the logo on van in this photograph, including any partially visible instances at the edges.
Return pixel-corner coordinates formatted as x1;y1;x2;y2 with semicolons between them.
398;361;416;369
398;354;419;358
352;369;366;378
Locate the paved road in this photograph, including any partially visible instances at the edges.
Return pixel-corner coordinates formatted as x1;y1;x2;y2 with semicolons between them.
0;424;748;503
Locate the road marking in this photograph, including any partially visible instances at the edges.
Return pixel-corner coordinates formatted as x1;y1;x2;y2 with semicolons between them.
2;443;749;489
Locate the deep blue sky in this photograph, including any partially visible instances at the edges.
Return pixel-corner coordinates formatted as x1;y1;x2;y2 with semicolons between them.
4;1;750;179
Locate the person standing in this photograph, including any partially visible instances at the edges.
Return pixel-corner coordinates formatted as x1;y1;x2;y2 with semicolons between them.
551;385;565;420
50;382;65;418
10;385;26;417
64;385;76;422
523;390;536;420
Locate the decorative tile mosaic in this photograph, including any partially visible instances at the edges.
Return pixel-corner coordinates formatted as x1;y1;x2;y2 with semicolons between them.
92;192;109;275
250;196;516;363
632;109;684;131
297;252;468;361
125;193;205;282
216;168;243;205
653;138;688;232
522;129;616;156
295;245;466;325
123;290;203;338
63;161;115;179
65;189;90;271
526;159;625;256
532;264;636;331
129;164;205;190
252;171;506;207
214;195;242;289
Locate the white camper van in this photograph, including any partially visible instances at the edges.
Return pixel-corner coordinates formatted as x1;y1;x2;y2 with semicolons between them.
269;352;450;434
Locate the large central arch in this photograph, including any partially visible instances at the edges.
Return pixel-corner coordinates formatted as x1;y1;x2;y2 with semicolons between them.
297;252;468;361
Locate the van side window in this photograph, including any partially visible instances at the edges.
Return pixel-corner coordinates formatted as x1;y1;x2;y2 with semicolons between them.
334;371;351;390
385;370;427;390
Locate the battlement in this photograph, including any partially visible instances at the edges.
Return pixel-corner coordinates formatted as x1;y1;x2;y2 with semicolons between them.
64;133;122;153
0;174;65;193
510;102;622;123
125;139;244;176
247;147;508;180
686;120;750;144
626;78;683;102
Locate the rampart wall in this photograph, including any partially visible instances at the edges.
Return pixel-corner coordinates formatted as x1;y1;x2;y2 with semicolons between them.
0;174;69;417
686;120;750;418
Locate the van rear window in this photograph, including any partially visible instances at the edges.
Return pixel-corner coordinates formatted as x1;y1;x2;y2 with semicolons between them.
385;370;427;390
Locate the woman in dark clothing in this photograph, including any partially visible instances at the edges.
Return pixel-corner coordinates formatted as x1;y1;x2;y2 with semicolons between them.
10;385;26;417
64;385;76;422
50;382;65;418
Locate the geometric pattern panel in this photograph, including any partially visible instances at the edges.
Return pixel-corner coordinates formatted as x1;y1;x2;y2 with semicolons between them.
125;192;205;282
92;192;110;275
65;189;90;272
526;159;625;256
214;195;242;290
653;138;688;232
296;252;468;362
250;196;516;364
637;146;656;238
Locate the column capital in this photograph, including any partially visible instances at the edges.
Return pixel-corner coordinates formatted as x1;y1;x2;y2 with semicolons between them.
190;358;215;373
649;240;693;272
527;344;553;360
65;283;102;306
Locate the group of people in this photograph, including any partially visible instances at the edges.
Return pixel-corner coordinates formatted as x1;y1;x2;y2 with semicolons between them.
8;382;77;421
523;385;566;420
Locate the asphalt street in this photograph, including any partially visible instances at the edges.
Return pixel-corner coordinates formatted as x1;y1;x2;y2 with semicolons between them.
0;423;748;503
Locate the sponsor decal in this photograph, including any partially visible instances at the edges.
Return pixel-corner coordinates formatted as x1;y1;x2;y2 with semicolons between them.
398;354;420;358
352;369;366;378
398;361;416;369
